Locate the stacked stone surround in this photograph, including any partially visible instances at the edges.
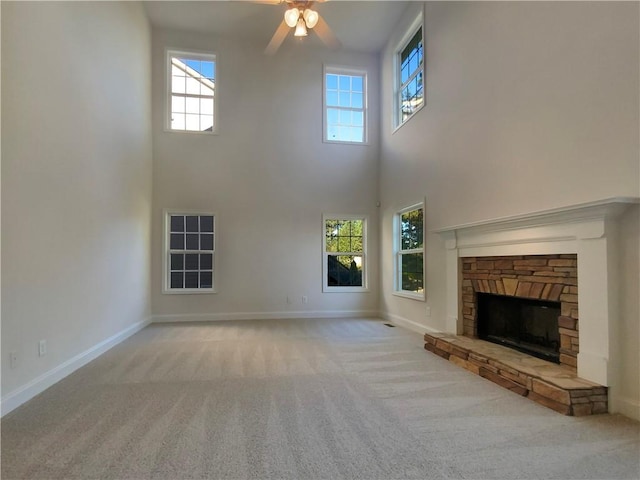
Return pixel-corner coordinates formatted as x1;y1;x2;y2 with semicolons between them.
460;254;579;370
424;332;608;416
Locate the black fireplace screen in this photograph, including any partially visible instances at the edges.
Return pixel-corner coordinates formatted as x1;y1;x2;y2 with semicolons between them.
477;293;561;363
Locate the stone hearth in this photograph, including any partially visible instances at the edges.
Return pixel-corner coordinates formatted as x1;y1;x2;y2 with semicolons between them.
424;332;607;415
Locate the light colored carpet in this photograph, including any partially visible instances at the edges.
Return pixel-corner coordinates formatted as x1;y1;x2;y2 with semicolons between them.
2;318;639;480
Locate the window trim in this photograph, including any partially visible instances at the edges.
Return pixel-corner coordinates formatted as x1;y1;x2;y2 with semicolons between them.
392;202;425;301
323;65;368;145
162;209;217;294
393;13;424;132
166;49;218;135
322;214;369;293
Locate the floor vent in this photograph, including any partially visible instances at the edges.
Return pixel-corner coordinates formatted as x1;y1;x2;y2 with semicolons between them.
383;323;396;328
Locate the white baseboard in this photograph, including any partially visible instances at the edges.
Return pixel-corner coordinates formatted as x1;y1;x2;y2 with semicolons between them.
613;394;640;422
152;310;380;323
380;311;439;336
1;317;152;417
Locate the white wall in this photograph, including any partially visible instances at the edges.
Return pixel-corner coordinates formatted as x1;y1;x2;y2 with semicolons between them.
151;30;380;320
1;2;152;413
379;2;639;418
617;205;640;419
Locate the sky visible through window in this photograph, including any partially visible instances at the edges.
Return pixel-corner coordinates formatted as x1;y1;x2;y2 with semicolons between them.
399;28;423;123
326;72;365;143
170;54;216;132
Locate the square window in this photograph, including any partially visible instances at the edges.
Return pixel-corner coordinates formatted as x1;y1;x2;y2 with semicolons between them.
185;254;199;271
200;216;214;232
170;253;184;270
200;253;213;270
171;272;184;289
200;272;213;288
170;233;184;250
200;234;214;250
185;272;199;289
186;234;199;250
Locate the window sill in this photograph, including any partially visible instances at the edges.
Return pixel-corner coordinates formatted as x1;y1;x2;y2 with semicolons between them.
164;128;219;136
323;138;369;146
323;287;370;293
392;290;425;302
163;288;217;295
392;102;425;135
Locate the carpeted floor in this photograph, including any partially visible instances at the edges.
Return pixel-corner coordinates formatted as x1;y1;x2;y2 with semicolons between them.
2;318;639;479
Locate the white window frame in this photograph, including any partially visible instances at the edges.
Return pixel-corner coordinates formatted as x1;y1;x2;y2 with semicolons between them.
323;65;368;145
166;49;218;134
322;214;369;293
163;209;216;294
393;13;424;131
393;202;425;301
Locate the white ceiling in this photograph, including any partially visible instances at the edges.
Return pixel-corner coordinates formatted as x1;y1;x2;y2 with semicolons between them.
143;1;410;53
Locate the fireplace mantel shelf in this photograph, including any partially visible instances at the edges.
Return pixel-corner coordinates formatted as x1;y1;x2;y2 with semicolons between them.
431;195;638;391
432;197;639;236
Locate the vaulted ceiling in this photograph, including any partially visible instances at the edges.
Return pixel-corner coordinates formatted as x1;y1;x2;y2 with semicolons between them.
143;1;410;53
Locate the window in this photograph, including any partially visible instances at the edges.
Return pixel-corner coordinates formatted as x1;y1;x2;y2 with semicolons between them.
395;22;424;128
323;215;368;292
168;50;216;133
394;204;424;299
164;212;215;293
324;67;367;144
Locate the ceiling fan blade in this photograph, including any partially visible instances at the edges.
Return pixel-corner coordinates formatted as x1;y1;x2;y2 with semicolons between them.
265;19;290;55
313;16;341;50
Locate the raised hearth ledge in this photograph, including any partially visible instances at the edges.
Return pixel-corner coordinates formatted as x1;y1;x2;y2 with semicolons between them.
424;332;607;416
434;197;639;389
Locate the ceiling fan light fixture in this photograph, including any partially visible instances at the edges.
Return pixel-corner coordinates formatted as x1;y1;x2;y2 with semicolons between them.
303;8;318;29
294;17;308;37
284;7;300;28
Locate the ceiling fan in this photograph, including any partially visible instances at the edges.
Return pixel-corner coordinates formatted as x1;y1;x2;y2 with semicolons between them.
259;0;341;55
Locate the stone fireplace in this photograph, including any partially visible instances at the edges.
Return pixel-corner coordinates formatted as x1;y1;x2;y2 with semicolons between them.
432;198;638;414
461;254;578;369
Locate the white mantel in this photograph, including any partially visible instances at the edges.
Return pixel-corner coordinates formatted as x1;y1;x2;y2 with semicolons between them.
434;197;639;387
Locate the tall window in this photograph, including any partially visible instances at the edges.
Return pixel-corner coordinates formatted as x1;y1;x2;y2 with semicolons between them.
395;204;424;299
396;23;424;127
164;212;215;293
324;67;367;144
168;50;216;133
323;215;368;292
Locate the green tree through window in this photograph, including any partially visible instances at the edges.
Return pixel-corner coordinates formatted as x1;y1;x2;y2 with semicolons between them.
397;206;424;295
324;217;366;289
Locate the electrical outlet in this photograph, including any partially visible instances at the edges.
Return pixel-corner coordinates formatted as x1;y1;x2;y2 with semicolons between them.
10;351;18;369
425;306;431;317
302;295;308;304
38;340;47;357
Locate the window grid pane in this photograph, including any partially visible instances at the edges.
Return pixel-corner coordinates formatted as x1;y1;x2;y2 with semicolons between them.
397;27;424;125
325;219;363;254
400;208;423;251
397;206;424;294
170;53;216;133
325;70;366;143
324;217;366;290
168;214;214;290
400;252;424;292
327;255;363;287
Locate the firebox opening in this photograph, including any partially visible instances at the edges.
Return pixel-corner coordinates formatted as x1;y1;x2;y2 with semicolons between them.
477;293;561;364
